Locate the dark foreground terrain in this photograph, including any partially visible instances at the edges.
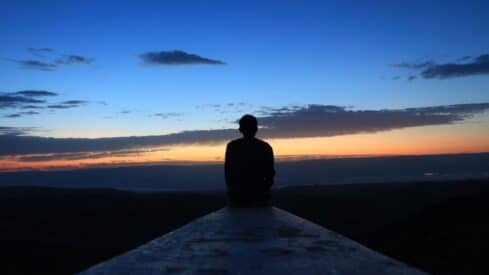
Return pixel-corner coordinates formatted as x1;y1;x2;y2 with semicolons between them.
1;179;488;274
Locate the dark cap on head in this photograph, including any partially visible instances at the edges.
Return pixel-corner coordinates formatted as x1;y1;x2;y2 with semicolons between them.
239;114;258;137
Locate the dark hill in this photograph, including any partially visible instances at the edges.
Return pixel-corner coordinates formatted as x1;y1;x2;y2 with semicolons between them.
0;179;488;274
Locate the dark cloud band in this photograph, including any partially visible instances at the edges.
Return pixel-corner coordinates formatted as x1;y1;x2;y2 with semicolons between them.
15;148;169;162
1;103;488;157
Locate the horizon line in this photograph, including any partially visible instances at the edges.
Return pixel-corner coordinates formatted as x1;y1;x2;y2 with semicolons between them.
2;151;488;173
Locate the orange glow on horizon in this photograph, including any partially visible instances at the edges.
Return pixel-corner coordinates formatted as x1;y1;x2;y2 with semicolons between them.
1;122;488;172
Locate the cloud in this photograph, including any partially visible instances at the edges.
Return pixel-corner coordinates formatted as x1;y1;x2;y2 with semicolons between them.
15;148;169;162
391;61;433;69
456;56;472;62
140;50;225;66
421;54;489;79
2;49;94;71
1;103;488;157
0;90;93;112
4;111;40;118
62;100;88;105
56;55;94;65
20;105;44;109
195;102;252;114
27;48;54;56
0;128;236;156
256;103;489;138
408;75;417;81
22;111;40;115
0;93;46;109
393;54;489;79
256;105;303;116
2;58;57;71
196;104;222;109
9;90;58;97
4;114;21;118
152;112;183;119
47;100;88;109
120;110;131;114
47;105;76;109
0;126;36;136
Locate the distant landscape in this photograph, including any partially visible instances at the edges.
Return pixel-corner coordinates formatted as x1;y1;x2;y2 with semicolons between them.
1;178;488;274
1;153;488;190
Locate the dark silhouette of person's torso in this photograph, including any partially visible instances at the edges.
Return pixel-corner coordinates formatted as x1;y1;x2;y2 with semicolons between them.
225;137;275;204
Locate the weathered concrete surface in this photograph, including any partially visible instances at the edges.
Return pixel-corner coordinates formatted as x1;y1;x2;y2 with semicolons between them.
78;207;426;274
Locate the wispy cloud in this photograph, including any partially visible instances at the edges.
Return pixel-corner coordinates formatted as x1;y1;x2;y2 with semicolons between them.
4;114;21;118
0;93;46;109
0;90;94;113
2;48;94;71
4;111;40;118
196;103;223;109
152;112;183;119
0;126;36;136
391;61;433;70
15;148;169;162
47;100;88;109
140;50;225;66
408;75;417;81
2;103;488;157
456;56;472;62
27;47;54;57
55;55;94;65
392;54;489;79
195;102;252;114
20;105;45;109
9;90;58;97
1;58;57;71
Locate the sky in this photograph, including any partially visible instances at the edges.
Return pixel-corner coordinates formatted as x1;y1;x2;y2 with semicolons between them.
1;0;489;171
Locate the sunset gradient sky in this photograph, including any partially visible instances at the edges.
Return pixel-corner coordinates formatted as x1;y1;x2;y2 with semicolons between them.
1;1;489;171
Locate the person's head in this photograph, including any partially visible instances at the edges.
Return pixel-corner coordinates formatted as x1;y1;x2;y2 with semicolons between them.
239;114;258;138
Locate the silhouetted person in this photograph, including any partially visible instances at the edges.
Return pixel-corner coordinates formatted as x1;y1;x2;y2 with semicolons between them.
225;114;275;207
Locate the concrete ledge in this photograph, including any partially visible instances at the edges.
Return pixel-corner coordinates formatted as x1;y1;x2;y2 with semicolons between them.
78;207;426;274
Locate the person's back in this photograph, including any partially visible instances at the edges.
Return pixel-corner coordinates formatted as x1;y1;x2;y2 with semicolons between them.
225;115;275;206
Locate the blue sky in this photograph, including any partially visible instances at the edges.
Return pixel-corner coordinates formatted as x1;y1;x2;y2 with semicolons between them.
1;1;489;169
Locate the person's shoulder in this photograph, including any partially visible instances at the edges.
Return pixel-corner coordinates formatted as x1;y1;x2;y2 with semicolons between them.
227;138;244;147
255;138;272;149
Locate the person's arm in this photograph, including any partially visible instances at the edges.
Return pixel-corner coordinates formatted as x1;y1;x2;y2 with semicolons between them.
265;145;275;187
224;143;232;188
